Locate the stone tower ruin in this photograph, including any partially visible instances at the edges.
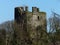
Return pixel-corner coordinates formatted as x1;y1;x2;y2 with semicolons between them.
14;6;47;45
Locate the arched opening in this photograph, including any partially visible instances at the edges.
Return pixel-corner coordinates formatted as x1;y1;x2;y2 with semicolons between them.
38;16;39;20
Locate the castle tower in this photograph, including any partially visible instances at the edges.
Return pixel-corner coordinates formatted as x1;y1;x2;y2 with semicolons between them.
26;7;46;45
14;6;47;45
15;7;26;24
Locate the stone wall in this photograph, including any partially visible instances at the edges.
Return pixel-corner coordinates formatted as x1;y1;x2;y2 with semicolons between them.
14;6;47;45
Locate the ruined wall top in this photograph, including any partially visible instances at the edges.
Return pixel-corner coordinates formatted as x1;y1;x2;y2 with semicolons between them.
15;6;40;12
32;7;39;12
15;6;46;14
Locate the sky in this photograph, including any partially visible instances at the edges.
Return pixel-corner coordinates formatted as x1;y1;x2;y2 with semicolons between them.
0;0;60;24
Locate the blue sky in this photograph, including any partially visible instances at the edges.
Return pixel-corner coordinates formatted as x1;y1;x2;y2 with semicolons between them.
0;0;60;24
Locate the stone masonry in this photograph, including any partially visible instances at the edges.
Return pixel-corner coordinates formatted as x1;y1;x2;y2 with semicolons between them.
14;6;47;45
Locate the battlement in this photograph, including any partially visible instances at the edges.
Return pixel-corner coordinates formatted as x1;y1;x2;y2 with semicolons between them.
32;7;39;12
15;6;40;12
15;6;28;12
